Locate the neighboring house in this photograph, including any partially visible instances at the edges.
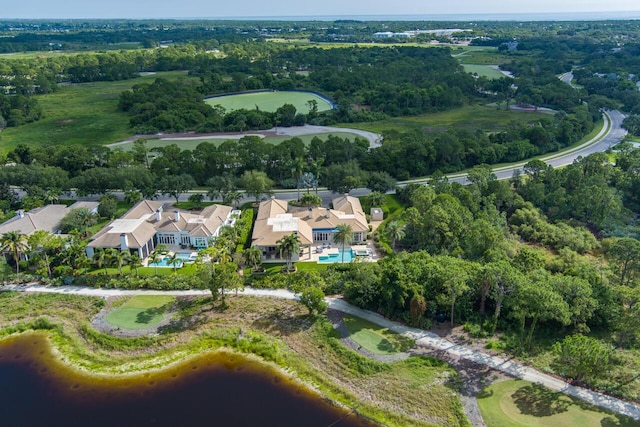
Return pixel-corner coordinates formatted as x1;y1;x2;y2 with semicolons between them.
251;195;369;262
0;202;99;236
85;200;237;259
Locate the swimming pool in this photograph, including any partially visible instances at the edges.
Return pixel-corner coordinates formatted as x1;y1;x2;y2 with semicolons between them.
318;249;354;264
148;256;184;268
175;252;198;262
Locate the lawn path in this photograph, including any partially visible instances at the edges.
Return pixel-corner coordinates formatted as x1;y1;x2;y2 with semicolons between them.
107;124;383;149
3;283;640;421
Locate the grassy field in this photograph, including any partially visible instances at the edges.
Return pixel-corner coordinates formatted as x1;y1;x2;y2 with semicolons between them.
477;379;638;427
0;71;191;153
205;91;333;113
105;295;175;330
110;132;359;152
340;104;551;135
461;64;507;79
342;315;415;355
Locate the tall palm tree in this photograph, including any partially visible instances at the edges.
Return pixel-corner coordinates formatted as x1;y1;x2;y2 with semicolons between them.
385;221;406;250
166;252;180;274
276;233;300;273
92;248;108;275
333;224;353;264
1;231;29;274
243;247;262;271
291;157;306;202
149;251;163;275
115;250;128;275
128;253;142;276
308;159;323;195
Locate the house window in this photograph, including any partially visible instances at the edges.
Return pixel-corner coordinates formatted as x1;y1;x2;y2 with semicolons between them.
157;234;175;245
313;232;330;242
193;237;207;248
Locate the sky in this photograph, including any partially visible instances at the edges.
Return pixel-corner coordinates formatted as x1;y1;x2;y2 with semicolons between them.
3;0;640;20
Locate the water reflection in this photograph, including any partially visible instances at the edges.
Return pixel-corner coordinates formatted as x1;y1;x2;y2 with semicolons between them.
0;334;376;427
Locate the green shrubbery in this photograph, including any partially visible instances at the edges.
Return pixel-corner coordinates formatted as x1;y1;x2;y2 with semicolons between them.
234;209;255;253
70;274;203;290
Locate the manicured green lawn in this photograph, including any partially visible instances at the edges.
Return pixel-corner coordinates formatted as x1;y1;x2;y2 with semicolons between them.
477;379;638;427
205;90;333;113
342;315;415;355
105;295;175;330
461;64;507;79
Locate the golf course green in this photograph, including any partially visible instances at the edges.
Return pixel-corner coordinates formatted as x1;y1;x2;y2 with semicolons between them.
205;90;334;113
105;295;175;330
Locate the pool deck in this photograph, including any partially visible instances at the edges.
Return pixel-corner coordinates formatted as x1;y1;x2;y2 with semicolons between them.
306;244;377;263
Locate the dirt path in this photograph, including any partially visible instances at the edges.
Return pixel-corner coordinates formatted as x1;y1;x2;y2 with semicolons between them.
4;283;640;422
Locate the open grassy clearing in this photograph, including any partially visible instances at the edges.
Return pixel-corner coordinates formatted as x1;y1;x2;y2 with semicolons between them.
453;49;514;65
340;104;552;135
342;315;415;355
205;90;333;113
0;71;191;153
461;64;507;79
0;44;145;60
111;132;358;152
477;379;638;427
105;295;175;330
0;292;468;426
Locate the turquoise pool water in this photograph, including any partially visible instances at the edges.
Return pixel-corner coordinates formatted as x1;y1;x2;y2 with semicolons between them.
318;249;354;264
148;257;184;268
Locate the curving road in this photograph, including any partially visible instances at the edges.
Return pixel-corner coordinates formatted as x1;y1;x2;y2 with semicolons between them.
403;109;627;186
53;109;626;205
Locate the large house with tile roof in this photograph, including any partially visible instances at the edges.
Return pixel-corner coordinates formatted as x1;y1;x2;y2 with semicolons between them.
0;202;99;236
251;195;369;262
85;200;237;259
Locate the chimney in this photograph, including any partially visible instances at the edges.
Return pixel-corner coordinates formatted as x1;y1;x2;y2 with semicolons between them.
155;208;162;222
325;208;330;218
174;210;180;222
16;210;24;219
120;233;129;250
308;207;313;219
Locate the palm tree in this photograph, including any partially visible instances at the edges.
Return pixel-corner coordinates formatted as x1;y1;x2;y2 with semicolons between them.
291;157;306;201
128;253;142;276
276;233;300;273
385;221;406;250
28;230;58;278
166;252;180;274
115;250;128;275
1;231;29;274
43;189;60;205
308;159;323;195
124;190;142;205
92;248;109;275
243;247;262;272
333;224;353;264
76;208;97;238
149;251;163;276
223;190;243;208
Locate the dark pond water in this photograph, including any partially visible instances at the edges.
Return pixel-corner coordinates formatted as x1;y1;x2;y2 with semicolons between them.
0;334;377;427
